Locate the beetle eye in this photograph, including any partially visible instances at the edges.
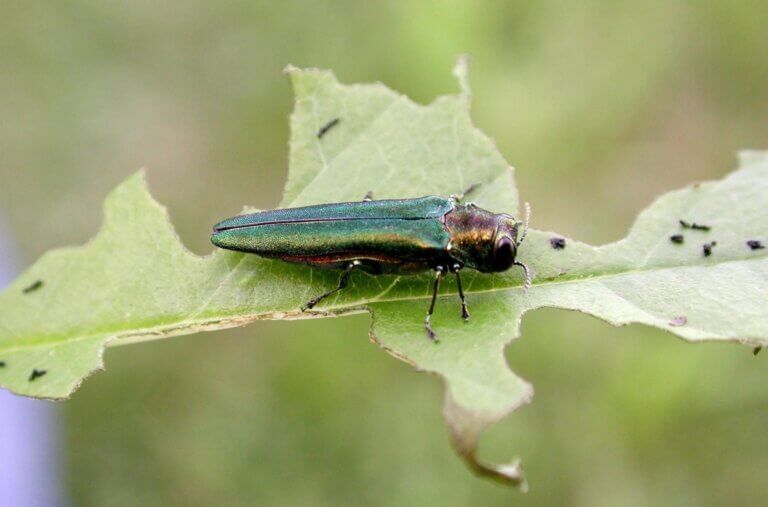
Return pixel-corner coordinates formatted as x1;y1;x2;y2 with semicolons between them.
492;236;516;271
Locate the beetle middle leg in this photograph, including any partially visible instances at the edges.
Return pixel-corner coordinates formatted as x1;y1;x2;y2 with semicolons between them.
424;266;446;342
451;263;470;320
302;261;359;311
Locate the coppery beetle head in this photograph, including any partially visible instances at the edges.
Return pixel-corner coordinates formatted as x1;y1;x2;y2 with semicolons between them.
444;203;531;287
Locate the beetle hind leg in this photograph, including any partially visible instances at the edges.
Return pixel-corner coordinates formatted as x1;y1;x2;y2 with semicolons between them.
424;266;445;342
451;183;481;204
301;262;358;311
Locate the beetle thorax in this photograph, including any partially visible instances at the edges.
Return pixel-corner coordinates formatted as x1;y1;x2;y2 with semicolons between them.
443;205;506;272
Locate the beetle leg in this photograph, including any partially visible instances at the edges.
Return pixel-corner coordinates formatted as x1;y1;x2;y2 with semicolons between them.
451;263;470;320
425;266;445;342
513;261;532;291
362;191;374;202
450;183;481;205
458;183;481;202
302;262;358;311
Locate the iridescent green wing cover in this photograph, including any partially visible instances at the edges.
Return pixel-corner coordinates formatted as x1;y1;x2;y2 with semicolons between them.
211;196;454;270
213;196;453;229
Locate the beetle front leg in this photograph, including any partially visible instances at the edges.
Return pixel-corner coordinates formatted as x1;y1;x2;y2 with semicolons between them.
451;263;470;320
424;266;445;342
302;262;358;311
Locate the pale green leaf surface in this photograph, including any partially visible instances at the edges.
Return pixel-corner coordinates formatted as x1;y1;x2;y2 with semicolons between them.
1;59;766;487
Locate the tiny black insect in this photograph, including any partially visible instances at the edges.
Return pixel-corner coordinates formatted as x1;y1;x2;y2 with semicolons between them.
755;346;763;356
669;234;684;244
747;240;765;250
22;280;44;294
679;220;711;231
702;241;717;257
550;237;566;250
28;369;47;381
317;118;340;139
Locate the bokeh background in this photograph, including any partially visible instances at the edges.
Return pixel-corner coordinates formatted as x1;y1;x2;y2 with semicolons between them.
1;1;767;505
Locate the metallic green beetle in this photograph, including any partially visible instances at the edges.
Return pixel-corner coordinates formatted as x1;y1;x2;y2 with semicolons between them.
211;189;530;341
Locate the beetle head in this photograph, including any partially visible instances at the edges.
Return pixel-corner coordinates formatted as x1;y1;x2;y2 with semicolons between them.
444;203;529;274
488;217;520;272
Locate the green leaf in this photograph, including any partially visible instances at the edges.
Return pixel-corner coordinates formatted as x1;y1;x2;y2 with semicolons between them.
1;58;766;488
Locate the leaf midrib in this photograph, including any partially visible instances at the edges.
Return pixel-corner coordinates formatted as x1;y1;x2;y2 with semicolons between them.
1;252;764;353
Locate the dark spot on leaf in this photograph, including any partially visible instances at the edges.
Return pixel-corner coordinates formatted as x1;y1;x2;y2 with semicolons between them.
317;118;340;139
669;316;687;327
0;361;5;367
754;346;763;356
702;241;717;257
670;234;684;244
29;369;47;381
679;220;710;231
747;240;765;250
22;280;44;294
550;237;566;250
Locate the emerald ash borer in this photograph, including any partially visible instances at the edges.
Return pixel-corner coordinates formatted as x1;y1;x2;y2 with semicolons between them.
211;188;530;341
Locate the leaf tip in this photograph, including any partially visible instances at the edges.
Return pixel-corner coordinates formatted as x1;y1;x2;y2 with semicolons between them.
452;54;472;100
444;382;533;489
284;64;339;97
114;168;151;199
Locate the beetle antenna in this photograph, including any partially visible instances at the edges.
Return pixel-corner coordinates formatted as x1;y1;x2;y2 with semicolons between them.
513;261;531;291
517;202;531;245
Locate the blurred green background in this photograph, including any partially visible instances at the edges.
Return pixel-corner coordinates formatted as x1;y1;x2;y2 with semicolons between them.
1;1;767;505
